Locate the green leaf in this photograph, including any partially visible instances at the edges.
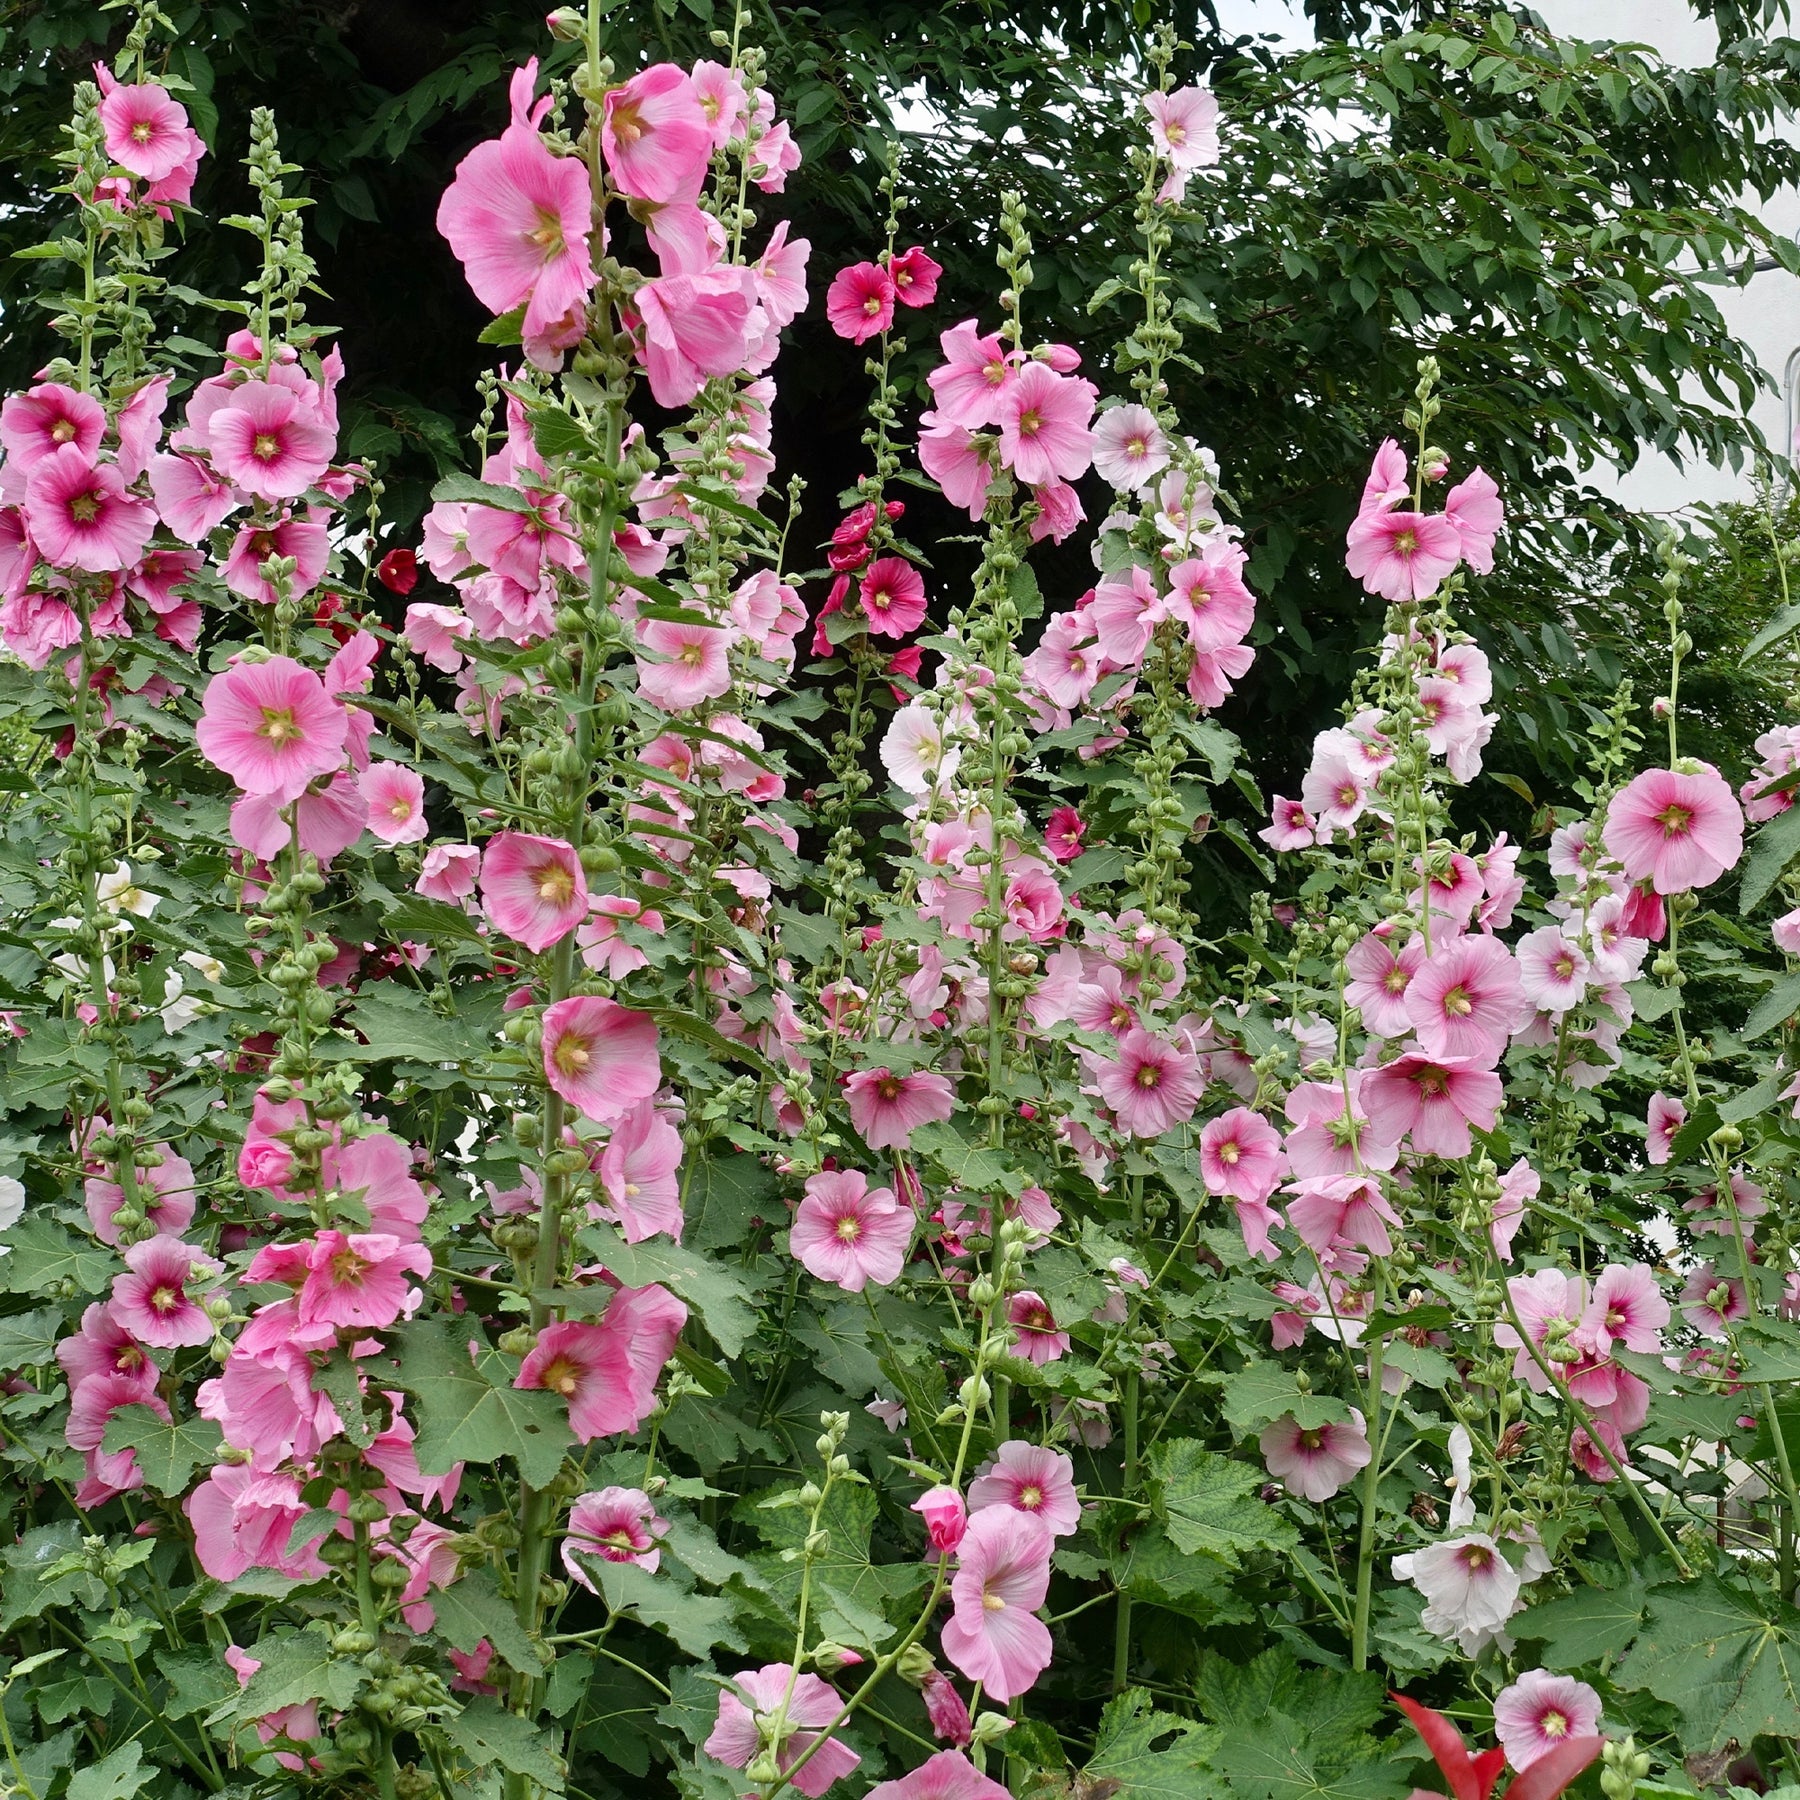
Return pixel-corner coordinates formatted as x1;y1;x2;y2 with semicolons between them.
1083;1689;1223;1800
1211;1361;1351;1435
429;1566;544;1676
1109;1527;1255;1625
685;1150;778;1253
440;1695;566;1791
1613;1575;1800;1752
429;471;540;514
1214;1722;1407;1800
1513;1578;1647;1664
569;1223;756;1358
216;1631;363;1724
99;1407;222;1495
1741;805;1800;915
1745;969;1800;1041
383;1319;574;1487
1360;1305;1455;1340
477;304;526;346
67;1742;147;1800
0;1217;113;1297
338;986;491;1065
1149;1440;1298;1568
589;1559;745;1657
529;407;592;460
0;1306;70;1367
1743;599;1800;664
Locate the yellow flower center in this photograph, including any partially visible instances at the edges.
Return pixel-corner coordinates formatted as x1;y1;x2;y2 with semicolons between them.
1442;986;1473;1017
553;1035;592;1076
252;433;281;462
68;490;101;524
150;1285;179;1314
1654;802;1694;838
835;1216;862;1242
537;864;575;905
50;419;76;443
257;706;299;745
1394;529;1418;555
540;1356;581;1397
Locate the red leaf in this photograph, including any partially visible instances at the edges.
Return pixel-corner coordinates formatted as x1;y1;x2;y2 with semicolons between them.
1472;1747;1508;1800
1394;1694;1482;1800
1501;1738;1604;1800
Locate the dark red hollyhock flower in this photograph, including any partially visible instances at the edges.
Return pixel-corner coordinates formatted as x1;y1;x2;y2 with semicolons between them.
376;547;419;595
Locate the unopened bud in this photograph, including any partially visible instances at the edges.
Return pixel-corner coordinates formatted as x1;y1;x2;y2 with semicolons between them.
544;6;583;38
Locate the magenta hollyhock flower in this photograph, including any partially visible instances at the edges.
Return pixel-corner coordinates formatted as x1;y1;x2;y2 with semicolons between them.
480;832;589;952
968;1440;1081;1538
887;245;943;307
359;762;428;845
866;1753;1010;1800
184;1464;332;1582
97;77;195;180
996;362;1096;488
1403;934;1523;1068
1095;1027;1203;1138
437;61;596;343
1344;930;1423;1039
602;64;712;203
541;995;662;1123
418;842;481;902
1602;764;1743;894
22;445;155;572
636;267;757;407
1345;507;1462;603
635;617;736;710
1584;1262;1669;1356
912;1485;968;1555
207;381;335;502
598;1099;685;1243
858;557;928;637
1006;1290;1069;1365
563;1485;670;1585
940;1507;1053;1703
826;261;897;343
195;656;348;803
1259;1409;1371;1502
1492;1669;1602;1772
109;1237;223;1348
790;1169;913;1292
843;1066;956;1150
56;1302;152;1392
0;382;104;467
1259;795;1316;853
705;1665;862;1797
1444;467;1503;573
296;1230;430;1331
1043;806;1085;864
1361;1052;1502;1160
1646;1091;1686;1166
1198;1106;1286;1204
222;512;331;604
928;320;1014;428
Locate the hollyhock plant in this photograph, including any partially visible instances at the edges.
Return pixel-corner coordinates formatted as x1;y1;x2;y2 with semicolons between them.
0;381;104;466
790;1169;913;1291
996;361;1096;487
541;995;661;1122
940;1508;1053;1702
705;1666;862;1797
359;762;429;844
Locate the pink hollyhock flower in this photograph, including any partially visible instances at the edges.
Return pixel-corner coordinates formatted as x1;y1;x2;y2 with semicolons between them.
230;772;366;863
97;77;195;180
1199;1106;1286;1204
145;451;234;545
417;842;481;902
0;382;104;467
1286;1174;1401;1258
598;1099;685;1243
185;1464;333;1582
1345;508;1462;603
22;446;154;572
997;362;1096;487
1091;404;1171;491
1044;806;1085;863
636;267;757;407
1095;1028;1203;1138
297;1230;430;1331
542;995;661;1123
1490;1156;1538;1262
578;894;665;979
705;1666;861;1797
791;1169;913;1292
859;557;927;637
844;1066;956;1150
866;1753;1011;1800
563;1485;670;1584
67;1369;167;1506
1584;1262;1669;1356
1344;929;1425;1034
85;1151;196;1247
320;1132;429;1242
517;1318;637;1441
826;261;897;343
360;762;428;844
1444;468;1503;574
480;832;589;952
1260;1409;1371;1502
1515;926;1589;1014
437;60;596;344
913;1485;968;1555
1006;1290;1069;1365
928;320;1013;428
57;1302;153;1391
968;1441;1080;1537
1144;85;1221;177
1282;1078;1398;1179
1260;795;1316;853
1362;1052;1502;1160
196;1339;340;1467
602;64;712;203
1022;610;1104;707
196;656;348;803
208;380;335;501
919;1679;974;1751
1089;564;1165;667
1646;1091;1685;1165
636;617;736;711
888;245;942;307
1602;764;1743;893
1404;934;1523;1068
1492;1669;1602;1772
110;1237;223;1347
403;603;471;672
1169;541;1255;653
941;1507;1053;1702
222;512;330;604
917;416;995;520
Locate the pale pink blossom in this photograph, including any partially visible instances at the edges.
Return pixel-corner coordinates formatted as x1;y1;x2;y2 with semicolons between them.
563;1486;669;1583
357;762;428;844
1492;1669;1602;1772
1343;930;1423;1038
418;843;481;902
968;1441;1080;1537
578;894;665;978
844;1067;956;1150
1585;1263;1669;1356
1516;926;1589;1014
636;617;735;711
480;832;589;952
636;268;757;407
927;320;1013;429
1096;1028;1203;1138
1260;794;1315;852
598;1099;685;1243
1361;1052;1502;1160
1444;468;1503;574
541;995;661;1123
790;1169;913;1291
1259;1409;1371;1501
1404;934;1522;1067
1286;1174;1401;1258
185;1464;332;1582
865;1752;1010;1800
1646;1092;1685;1166
1490;1156;1538;1261
1602;764;1743;894
1091;404;1170;491
705;1666;861;1797
940;1508;1053;1702
1345;508;1461;603
196;656;348;803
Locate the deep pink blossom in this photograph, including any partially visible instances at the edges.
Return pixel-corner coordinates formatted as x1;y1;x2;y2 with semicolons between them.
888;246;942;306
705;1665;861;1797
1646;1092;1685;1166
109;1237;222;1347
563;1485;669;1584
542;995;662;1123
23;446;154;572
791;1169;913;1291
1602;764;1743;894
844;1066;956;1150
1006;1291;1069;1365
196;656;348;803
0;383;104;468
222;513;330;604
297;1230;430;1330
208;380;335;501
636;616;736;709
1095;1028;1202;1137
602;64;712;203
919;1680;974;1751
996;362;1095;487
636;268;757;408
481;832;589;952
913;1486;968;1555
1362;1052;1502;1160
98;78;195;181
940;1508;1053;1702
859;557;927;637
826;262;897;343
1199;1106;1286;1204
1404;934;1523;1067
516;1319;636;1442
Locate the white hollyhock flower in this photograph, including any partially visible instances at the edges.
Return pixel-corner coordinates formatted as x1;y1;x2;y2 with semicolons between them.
96;863;158;918
0;1176;26;1236
1392;1531;1523;1656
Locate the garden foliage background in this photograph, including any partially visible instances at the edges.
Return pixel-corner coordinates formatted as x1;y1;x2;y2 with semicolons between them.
9;2;1800;1800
